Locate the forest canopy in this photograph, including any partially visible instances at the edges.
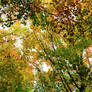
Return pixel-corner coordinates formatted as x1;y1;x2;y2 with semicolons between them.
0;0;92;92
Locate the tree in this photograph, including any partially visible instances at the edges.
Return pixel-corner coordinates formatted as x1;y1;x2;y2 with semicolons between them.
28;23;92;92
0;0;92;92
0;25;34;92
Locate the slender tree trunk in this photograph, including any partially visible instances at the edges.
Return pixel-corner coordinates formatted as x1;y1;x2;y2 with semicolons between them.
79;84;85;92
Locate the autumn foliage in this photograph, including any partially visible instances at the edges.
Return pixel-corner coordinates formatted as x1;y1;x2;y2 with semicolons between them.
0;0;92;92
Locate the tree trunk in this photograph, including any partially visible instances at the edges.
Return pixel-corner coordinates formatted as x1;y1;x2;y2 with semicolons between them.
79;84;85;92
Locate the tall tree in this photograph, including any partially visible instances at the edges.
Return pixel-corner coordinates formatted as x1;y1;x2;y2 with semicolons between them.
0;0;92;92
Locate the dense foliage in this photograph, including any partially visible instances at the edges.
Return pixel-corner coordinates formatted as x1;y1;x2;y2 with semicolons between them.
0;0;92;92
